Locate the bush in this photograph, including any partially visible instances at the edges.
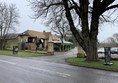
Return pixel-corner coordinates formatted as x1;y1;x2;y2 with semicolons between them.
38;47;44;51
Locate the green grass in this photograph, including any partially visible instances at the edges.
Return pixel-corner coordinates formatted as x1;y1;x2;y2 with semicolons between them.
0;50;47;57
66;57;118;71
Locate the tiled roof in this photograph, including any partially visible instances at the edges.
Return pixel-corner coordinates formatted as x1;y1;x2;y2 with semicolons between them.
52;34;60;41
21;30;60;41
20;29;60;41
43;31;51;39
23;30;46;39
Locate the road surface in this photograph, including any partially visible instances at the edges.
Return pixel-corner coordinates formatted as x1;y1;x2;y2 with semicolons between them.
26;47;78;63
0;55;118;83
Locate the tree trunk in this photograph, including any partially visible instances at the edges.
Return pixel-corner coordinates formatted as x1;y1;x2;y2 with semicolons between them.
63;0;99;61
61;36;64;52
84;39;98;61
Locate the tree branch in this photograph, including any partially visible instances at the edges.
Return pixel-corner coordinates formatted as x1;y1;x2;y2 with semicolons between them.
105;4;118;11
98;0;115;15
63;0;84;47
70;0;81;17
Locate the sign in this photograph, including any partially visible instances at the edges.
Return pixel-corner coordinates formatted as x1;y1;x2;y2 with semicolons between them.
104;47;113;65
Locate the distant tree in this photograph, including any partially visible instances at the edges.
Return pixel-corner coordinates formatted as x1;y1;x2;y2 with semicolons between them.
113;33;118;44
29;0;118;61
107;37;116;43
0;2;19;50
99;37;117;48
107;37;117;46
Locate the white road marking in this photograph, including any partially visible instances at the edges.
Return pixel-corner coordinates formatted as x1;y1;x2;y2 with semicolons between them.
0;59;16;65
40;59;49;61
56;72;71;77
27;66;71;77
0;59;71;77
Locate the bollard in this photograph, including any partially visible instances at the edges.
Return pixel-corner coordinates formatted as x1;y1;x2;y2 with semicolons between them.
13;46;18;54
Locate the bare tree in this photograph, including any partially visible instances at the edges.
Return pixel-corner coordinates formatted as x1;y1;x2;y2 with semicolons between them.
0;2;19;50
29;0;118;61
47;12;70;51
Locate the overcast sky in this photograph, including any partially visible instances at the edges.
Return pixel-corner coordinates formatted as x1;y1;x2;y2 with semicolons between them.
0;0;49;33
0;0;118;42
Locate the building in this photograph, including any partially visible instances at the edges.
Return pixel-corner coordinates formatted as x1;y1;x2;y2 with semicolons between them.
18;30;60;50
5;33;19;49
5;29;73;51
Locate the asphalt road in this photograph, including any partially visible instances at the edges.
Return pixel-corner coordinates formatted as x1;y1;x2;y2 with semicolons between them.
0;55;118;83
26;47;78;64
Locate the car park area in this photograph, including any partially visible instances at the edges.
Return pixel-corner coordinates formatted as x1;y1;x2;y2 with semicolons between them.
98;47;118;54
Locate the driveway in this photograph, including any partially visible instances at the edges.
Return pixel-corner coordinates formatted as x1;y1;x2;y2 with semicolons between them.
26;47;78;64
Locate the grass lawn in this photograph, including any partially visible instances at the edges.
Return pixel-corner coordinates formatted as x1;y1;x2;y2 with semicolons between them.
66;57;118;72
0;50;47;57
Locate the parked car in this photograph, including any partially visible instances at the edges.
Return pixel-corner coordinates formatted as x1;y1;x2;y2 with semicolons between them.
97;48;104;54
111;47;118;54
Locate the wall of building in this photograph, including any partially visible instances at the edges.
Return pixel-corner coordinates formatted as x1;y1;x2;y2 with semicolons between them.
6;38;19;49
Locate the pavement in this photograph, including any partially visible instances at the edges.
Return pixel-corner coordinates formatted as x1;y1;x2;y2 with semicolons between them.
0;55;118;83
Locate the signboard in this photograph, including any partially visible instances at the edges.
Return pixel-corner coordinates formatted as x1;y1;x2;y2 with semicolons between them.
104;47;113;65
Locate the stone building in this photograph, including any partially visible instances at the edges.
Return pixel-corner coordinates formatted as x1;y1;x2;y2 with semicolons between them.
18;30;60;51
